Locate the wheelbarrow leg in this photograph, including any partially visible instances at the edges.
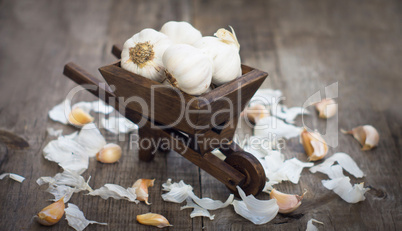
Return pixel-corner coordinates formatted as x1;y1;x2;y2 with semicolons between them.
137;126;158;162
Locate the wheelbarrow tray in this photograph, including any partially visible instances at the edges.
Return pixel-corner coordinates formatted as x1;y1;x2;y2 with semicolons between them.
99;61;268;136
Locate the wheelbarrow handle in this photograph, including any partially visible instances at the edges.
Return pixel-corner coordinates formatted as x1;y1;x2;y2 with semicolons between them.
63;62;115;102
112;45;122;59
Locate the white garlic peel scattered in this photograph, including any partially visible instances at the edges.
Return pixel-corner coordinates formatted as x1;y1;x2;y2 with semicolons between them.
43;124;106;173
101;116;138;134
163;44;212;95
254;116;302;140
96;143;122;164
194;28;241;86
65;203;107;231
270;189;306;214
315;98;337;119
160;21;202;45
271;105;309;124
306;219;324;231
341;125;379;150
322;177;369;203
181;199;215;220
310;152;364;178
88;183;139;203
0;173;25;183
37;170;92;194
232;186;279;225
121;28;172;82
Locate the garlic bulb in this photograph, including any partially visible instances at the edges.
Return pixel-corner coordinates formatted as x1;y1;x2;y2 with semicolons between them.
121;28;172;82
160;21;202;45
163;44;213;95
193;27;241;85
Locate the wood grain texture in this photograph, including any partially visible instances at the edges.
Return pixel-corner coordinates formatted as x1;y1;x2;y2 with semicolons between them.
0;0;401;230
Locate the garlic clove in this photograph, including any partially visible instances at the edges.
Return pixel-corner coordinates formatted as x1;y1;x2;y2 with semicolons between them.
136;213;172;228
315;98;337;119
132;179;155;205
301;128;328;161
341;125;379;150
68;107;94;126
241;104;270;124
36;197;65;226
269;189;306;214
96;143;122;164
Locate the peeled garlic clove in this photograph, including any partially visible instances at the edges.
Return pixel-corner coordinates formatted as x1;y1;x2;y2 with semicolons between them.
96;143;122;164
36;197;65;226
241;104;269;124
137;213;172;228
269;189;306;214
132;179;155;205
315;98;337;119
301;128;328;161
68;107;94;126
341;125;379;150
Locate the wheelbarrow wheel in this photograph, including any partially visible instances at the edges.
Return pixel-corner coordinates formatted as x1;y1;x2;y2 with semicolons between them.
224;151;266;196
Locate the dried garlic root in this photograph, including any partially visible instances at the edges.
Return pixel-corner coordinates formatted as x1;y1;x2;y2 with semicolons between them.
270;189;306;214
133;178;155;205
137;213;172;228
301;128;328;161
341;125;379;150
96;143;122;164
36;197;65;226
241;104;270;123
315;98;337;119
68;107;94;126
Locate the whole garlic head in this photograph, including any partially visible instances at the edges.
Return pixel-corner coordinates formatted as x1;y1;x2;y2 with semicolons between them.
163;44;213;95
121;28;172;82
194;27;242;86
160;21;202;45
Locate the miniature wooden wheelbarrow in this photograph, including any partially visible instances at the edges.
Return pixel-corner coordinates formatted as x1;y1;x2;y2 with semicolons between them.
63;45;268;196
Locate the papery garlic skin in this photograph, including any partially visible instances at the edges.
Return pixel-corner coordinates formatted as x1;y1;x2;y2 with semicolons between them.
193;27;241;86
121;28;172;82
36;198;65;226
341;125;379;150
315;98;337;119
269;189;305;214
133;179;155;205
96;143;122;163
160;21;202;45
301;128;328;161
137;213;172;228
163;44;212;95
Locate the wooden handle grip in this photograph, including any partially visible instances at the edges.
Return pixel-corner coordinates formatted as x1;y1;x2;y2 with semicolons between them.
63;62;115;101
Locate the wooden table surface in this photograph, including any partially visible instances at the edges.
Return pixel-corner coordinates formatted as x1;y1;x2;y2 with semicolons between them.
0;0;401;230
